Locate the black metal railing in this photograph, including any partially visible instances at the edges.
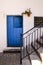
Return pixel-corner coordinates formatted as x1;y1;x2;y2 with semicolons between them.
21;24;42;56
20;24;43;65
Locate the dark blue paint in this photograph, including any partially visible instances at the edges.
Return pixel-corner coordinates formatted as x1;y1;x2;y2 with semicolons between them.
7;15;23;47
13;16;23;28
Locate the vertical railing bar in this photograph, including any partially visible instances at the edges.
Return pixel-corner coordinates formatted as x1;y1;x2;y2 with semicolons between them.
37;29;38;49
31;33;33;43
35;30;37;49
26;35;32;65
20;34;22;65
26;36;29;55
27;34;30;54
34;30;36;48
23;38;25;58
40;25;42;46
26;36;27;53
29;35;31;54
30;34;32;54
35;29;38;49
31;33;33;52
40;25;41;44
25;36;28;56
40;26;41;37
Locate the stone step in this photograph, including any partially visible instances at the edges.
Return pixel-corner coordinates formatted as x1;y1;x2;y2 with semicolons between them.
3;49;21;53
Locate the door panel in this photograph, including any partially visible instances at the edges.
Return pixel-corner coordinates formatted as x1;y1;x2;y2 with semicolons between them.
13;16;23;28
7;16;13;46
13;28;23;46
7;16;23;47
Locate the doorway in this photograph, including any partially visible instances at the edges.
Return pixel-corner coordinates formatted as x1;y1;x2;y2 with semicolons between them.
7;15;23;47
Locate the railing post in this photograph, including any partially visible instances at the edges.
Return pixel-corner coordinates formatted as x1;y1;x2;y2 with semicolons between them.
20;34;22;65
31;33;33;52
29;35;30;53
37;29;38;49
26;37;27;52
26;36;32;65
32;33;33;43
40;26;41;37
34;30;36;48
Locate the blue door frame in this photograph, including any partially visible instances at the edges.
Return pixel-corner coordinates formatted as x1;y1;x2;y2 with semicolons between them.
7;15;23;47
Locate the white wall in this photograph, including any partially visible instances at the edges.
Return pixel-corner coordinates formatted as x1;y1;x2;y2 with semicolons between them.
0;0;43;52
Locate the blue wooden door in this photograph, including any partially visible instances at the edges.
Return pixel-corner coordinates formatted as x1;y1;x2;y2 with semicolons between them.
7;15;23;47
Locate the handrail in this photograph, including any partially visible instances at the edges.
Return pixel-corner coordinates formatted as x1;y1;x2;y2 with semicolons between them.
22;24;41;35
21;23;42;64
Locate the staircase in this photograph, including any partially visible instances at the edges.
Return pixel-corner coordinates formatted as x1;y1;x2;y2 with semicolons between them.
22;24;43;65
3;24;43;65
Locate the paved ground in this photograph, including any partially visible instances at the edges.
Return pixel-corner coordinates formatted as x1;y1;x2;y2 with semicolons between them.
0;47;43;65
0;53;20;65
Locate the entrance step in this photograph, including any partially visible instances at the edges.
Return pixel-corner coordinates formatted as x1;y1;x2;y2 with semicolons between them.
3;49;21;53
